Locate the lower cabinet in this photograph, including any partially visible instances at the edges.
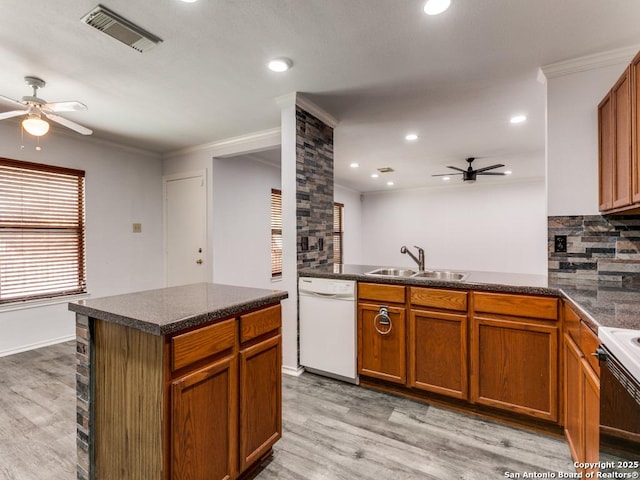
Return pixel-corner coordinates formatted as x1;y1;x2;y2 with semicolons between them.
168;304;282;480
358;302;406;384
563;302;600;476
409;287;468;400
469;292;559;422
171;355;237;480
238;334;282;472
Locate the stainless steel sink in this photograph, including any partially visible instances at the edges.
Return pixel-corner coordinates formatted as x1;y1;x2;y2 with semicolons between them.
412;270;468;281
364;267;467;281
365;268;417;277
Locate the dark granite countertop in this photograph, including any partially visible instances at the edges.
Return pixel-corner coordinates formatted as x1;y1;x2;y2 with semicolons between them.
299;264;640;332
69;283;288;336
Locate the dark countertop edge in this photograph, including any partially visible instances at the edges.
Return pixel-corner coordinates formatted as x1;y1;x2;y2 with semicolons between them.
298;269;562;297
298;269;633;333
69;291;288;336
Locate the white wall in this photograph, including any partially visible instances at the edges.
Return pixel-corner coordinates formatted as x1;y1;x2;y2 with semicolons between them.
547;62;629;215
212;156;281;289
335;184;363;265
360;179;547;274
0;125;164;356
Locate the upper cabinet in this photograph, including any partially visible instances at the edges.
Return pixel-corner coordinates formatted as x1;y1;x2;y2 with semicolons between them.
599;50;640;214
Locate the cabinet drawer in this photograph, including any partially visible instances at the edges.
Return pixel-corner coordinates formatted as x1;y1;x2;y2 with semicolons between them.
240;304;281;343
358;283;405;303
473;292;558;321
171;318;236;371
410;287;467;312
580;322;600;377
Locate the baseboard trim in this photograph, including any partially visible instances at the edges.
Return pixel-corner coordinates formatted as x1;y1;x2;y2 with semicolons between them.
282;365;305;377
0;335;75;358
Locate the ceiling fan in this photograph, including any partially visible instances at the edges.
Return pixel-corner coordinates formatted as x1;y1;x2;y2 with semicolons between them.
433;157;507;182
0;76;92;136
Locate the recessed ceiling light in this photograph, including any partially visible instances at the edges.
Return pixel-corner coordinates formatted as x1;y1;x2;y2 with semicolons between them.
405;133;418;141
442;176;451;181
424;0;451;15
267;58;293;72
350;162;359;168
371;173;379;178
387;181;394;186
510;115;527;124
180;0;198;3
504;170;513;175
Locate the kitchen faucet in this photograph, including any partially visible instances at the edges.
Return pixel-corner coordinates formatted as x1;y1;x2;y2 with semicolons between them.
400;245;425;271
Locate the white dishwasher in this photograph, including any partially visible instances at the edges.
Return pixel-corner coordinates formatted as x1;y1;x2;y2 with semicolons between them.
298;277;358;384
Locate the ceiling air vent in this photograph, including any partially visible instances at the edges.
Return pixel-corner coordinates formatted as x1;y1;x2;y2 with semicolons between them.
377;167;395;173
81;5;162;53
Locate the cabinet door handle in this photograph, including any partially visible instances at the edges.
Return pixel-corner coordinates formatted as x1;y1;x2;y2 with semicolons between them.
374;307;392;335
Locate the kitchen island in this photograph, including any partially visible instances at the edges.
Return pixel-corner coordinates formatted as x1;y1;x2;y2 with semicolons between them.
69;283;288;480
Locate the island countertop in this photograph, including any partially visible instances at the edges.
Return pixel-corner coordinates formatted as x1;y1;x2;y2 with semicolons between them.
69;282;288;335
299;264;640;332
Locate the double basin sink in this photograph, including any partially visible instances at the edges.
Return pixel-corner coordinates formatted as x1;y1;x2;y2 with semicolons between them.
365;267;468;282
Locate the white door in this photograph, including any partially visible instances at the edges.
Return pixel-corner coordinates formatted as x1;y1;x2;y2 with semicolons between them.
165;172;207;287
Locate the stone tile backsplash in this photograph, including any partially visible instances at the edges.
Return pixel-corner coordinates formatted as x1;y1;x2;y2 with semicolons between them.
295;106;334;270
548;215;640;282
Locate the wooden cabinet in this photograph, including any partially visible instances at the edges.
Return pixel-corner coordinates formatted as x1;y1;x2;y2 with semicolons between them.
169;305;282;480
409;287;468;400
171;355;237;480
562;302;600;476
238;334;282;471
358;283;406;384
470;292;559;422
599;48;640;214
599;91;615;211
633;51;640;203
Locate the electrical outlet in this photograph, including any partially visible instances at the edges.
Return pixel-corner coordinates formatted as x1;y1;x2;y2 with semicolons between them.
554;235;567;253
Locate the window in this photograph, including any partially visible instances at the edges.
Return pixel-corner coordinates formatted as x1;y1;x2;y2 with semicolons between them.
270;189;282;277
333;202;344;264
0;158;86;304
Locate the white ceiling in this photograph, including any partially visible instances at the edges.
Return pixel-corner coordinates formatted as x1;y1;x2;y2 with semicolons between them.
1;0;640;192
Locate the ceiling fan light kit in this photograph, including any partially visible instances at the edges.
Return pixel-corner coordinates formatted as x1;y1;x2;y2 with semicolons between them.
0;76;92;138
22;114;50;136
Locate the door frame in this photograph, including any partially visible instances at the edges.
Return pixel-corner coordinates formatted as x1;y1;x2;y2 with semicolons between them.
163;170;209;286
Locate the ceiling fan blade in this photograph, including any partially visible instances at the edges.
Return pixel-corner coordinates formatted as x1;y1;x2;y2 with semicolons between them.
44;113;93;135
446;166;467;173
432;173;462;177
474;164;505;173
43;101;88;112
477;172;507;176
0;110;27;120
0;95;26;109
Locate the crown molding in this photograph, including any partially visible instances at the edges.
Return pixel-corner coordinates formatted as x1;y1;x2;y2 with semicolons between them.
163;127;281;158
275;92;339;128
541;45;640;79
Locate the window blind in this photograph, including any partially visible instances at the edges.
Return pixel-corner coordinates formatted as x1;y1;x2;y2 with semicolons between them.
271;189;282;277
333;202;344;264
0;158;86;304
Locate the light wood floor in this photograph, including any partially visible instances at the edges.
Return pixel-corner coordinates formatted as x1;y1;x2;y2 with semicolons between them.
0;341;575;479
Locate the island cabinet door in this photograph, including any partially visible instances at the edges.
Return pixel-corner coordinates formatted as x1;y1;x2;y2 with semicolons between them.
358;303;406;384
170;354;237;480
238;334;282;473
